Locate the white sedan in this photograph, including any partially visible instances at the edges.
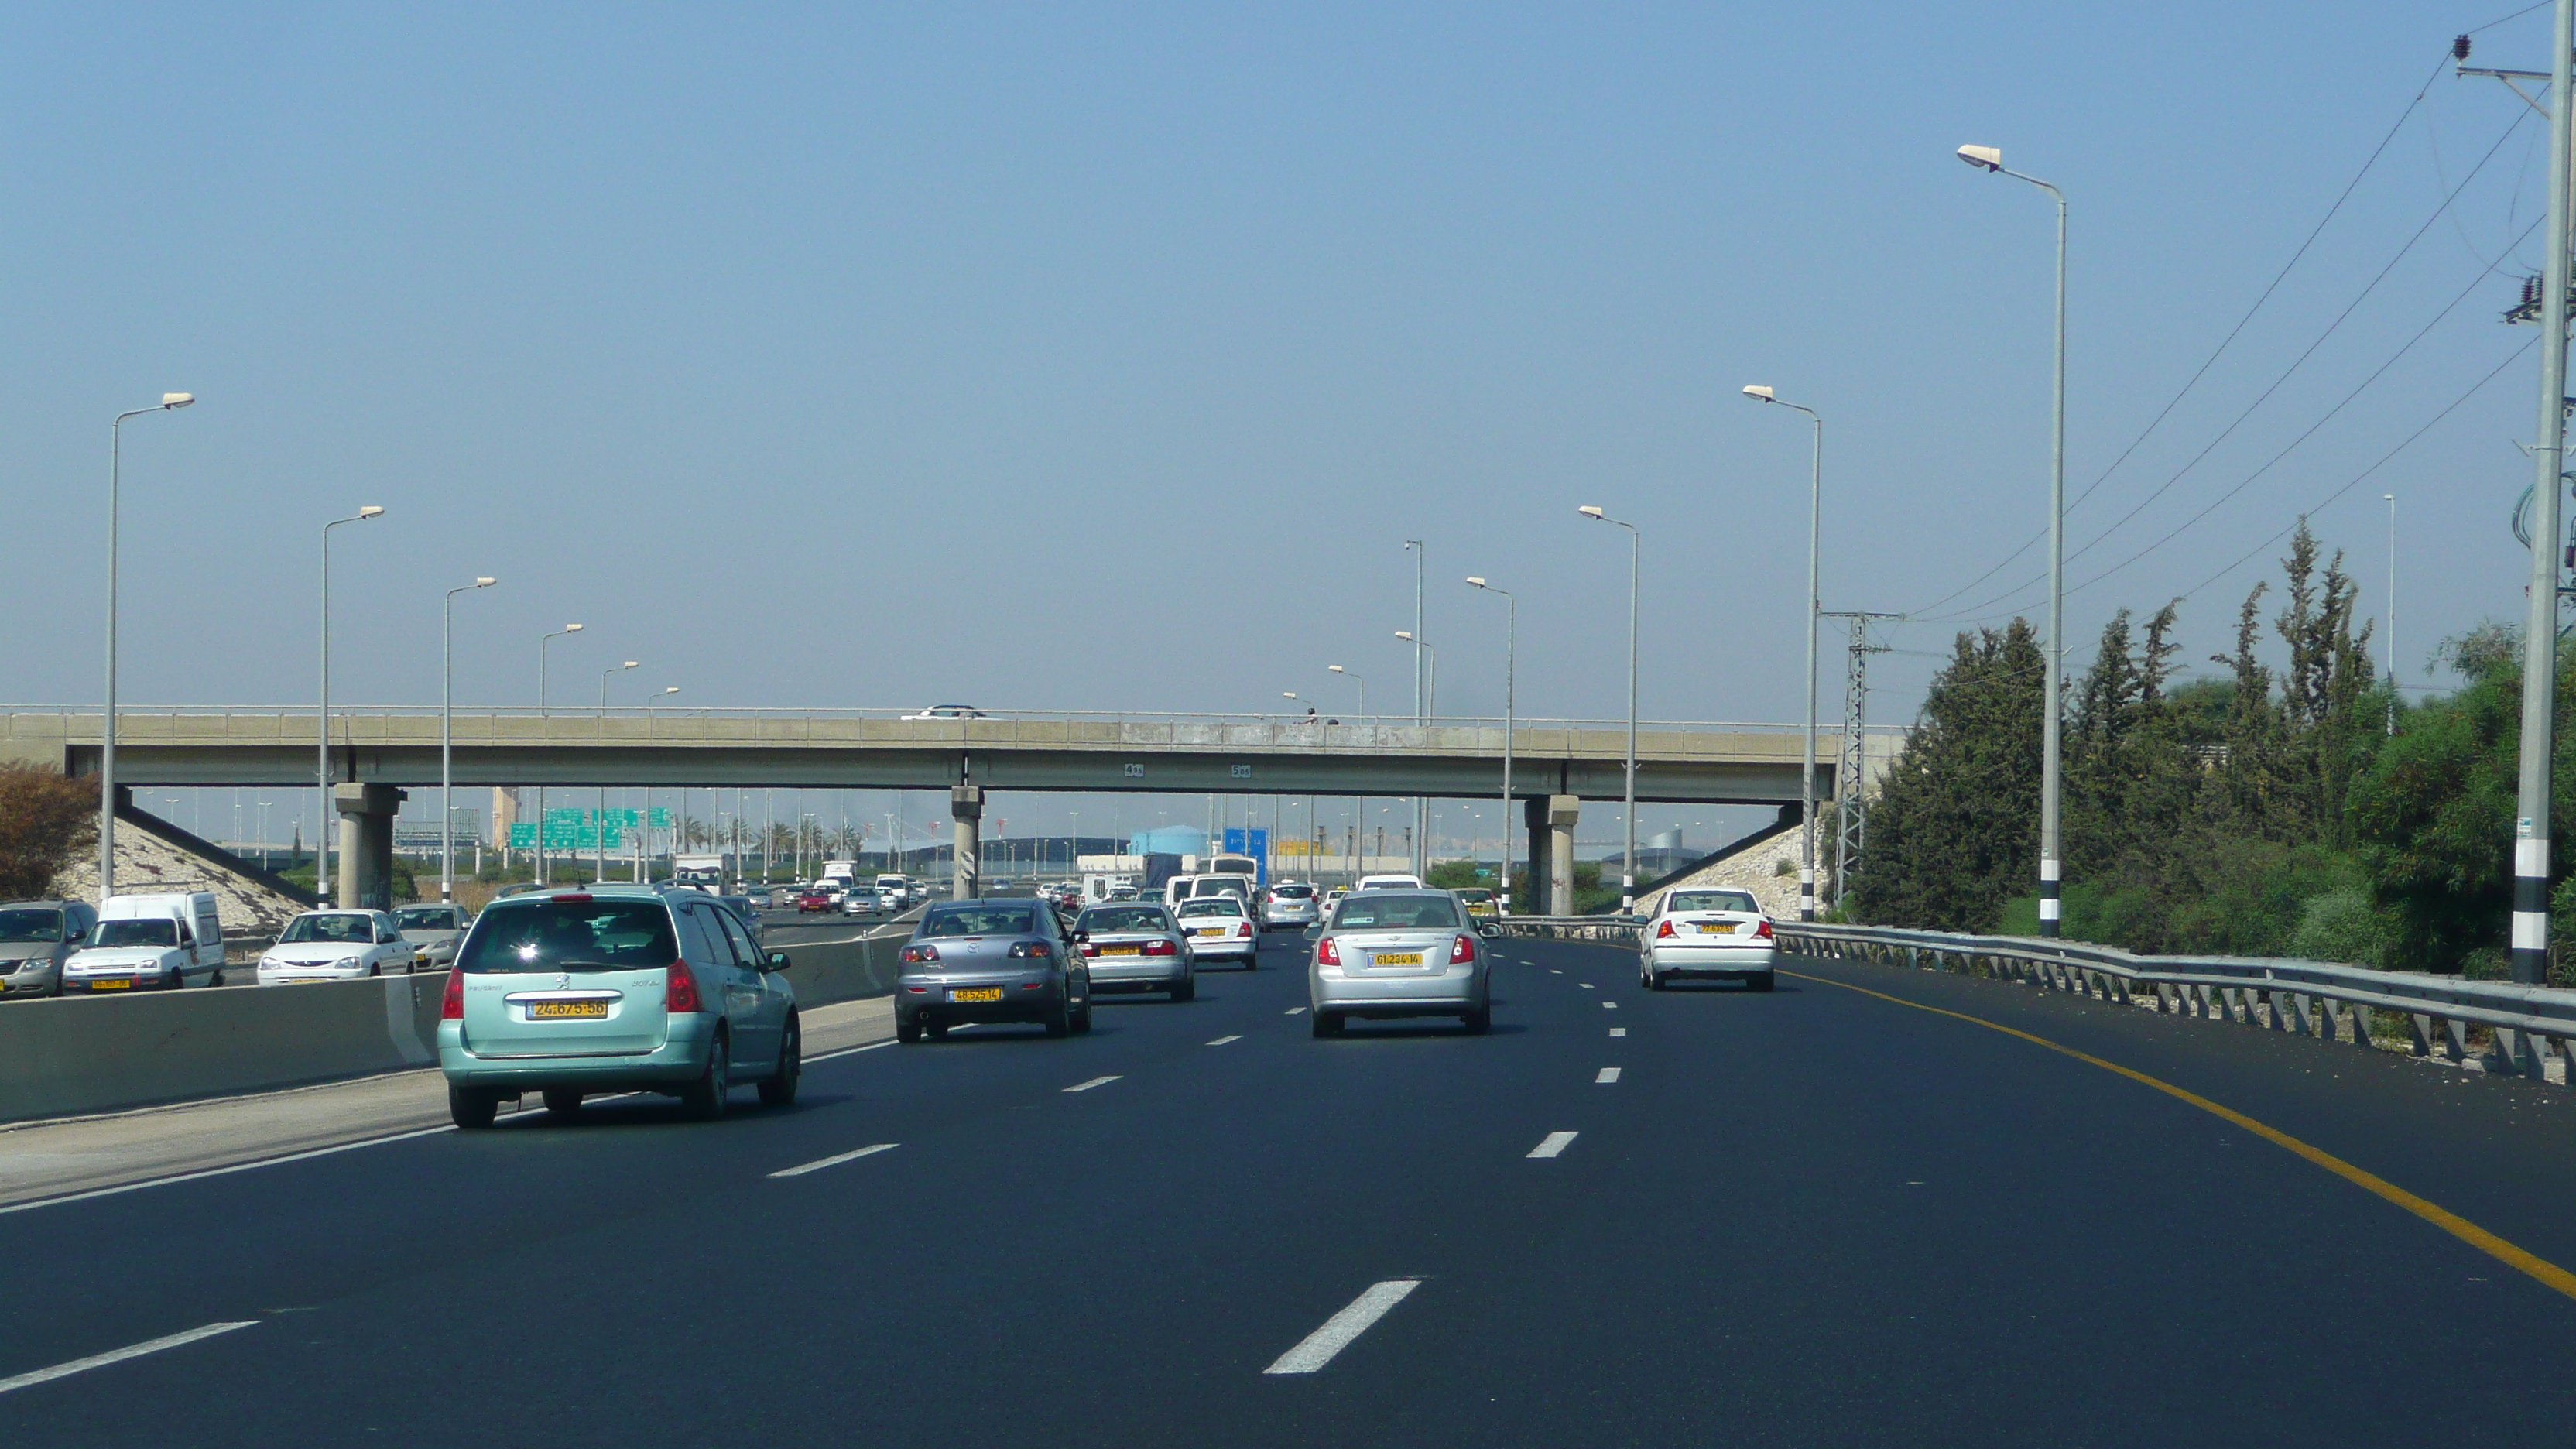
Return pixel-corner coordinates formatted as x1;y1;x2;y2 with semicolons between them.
1639;888;1776;992
258;909;415;985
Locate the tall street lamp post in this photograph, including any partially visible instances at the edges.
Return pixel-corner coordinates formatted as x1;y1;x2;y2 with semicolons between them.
1394;630;1437;872
98;393;195;903
1403;540;1427;878
1466;577;1516;914
1744;384;1824;921
1958;141;2069;937
1577;505;1641;913
1329;665;1365;879
440;576;498;902
317;505;387;905
598;660;638;882
534;623;584;887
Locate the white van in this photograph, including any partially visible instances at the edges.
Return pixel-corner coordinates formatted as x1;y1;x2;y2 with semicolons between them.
63;892;226;992
875;874;911;908
1355;874;1426;892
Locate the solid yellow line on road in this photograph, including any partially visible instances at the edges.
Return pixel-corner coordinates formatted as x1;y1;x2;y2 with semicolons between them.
1785;968;2576;1305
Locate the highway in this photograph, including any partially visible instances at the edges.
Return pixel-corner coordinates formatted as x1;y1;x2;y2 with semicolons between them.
5;933;2576;1444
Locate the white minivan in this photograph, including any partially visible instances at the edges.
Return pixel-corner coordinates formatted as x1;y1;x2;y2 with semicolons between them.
63;892;226;992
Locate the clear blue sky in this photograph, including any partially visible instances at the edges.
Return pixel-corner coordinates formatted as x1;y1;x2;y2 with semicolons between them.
7;2;2560;848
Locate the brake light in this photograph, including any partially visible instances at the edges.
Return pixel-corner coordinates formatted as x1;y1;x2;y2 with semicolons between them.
1079;942;1100;957
1754;919;1774;939
1656;919;1676;939
439;968;464;1020
903;944;940;964
552;892;594;903
1316;935;1341;966
666;960;704;1013
1450;933;1477;964
1010;941;1052;958
1238;923;1254;938
1142;938;1176;956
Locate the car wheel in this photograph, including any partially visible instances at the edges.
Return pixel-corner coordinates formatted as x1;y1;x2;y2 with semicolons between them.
1310;1009;1341;1039
927;1019;950;1040
1073;998;1094;1033
208;970;225;988
759;1017;802;1107
368;962;382;977
1749;972;1776;993
680;1032;730;1121
542;1088;584;1117
1463;1003;1492;1033
896;1016;923;1043
1044;999;1071;1038
1170;976;1195;1003
448;1083;498;1129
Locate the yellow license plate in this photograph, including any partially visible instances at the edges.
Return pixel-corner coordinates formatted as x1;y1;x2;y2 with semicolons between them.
528;1000;608;1019
1372;951;1424;967
91;978;132;990
950;986;1004;1002
1192;928;1225;937
1102;945;1140;956
1695;923;1738;934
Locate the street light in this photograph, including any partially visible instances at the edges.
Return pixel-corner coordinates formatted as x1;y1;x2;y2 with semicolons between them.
440;576;498;903
641;686;680;881
1403;540;1427;879
1465;576;1516;915
1745;384;1824;922
317;505;387;905
1957;141;2069;937
533;623;584;887
1328;666;1366;882
1577;505;1641;913
597;661;639;882
1394;629;1437;877
98;393;195;903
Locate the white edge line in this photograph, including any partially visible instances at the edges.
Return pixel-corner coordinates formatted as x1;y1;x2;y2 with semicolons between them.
0;1122;465;1218
1286;1006;1307;1015
768;1142;899;1178
1262;1279;1422;1375
803;1037;899;1064
0;1321;259;1395
1608;1027;1626;1036
1207;1035;1242;1046
1064;1075;1122;1093
1528;1130;1579;1159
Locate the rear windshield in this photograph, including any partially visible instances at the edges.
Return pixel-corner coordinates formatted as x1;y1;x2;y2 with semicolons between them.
1177;899;1244;919
919;906;1039;938
0;909;65;942
283;913;374;944
455;899;677;974
91;919;177;948
1080;906;1170;933
1332;894;1461;930
1271;885;1314;899
1454;889;1493;903
1192;879;1249;898
1668;889;1760;913
394;906;460;931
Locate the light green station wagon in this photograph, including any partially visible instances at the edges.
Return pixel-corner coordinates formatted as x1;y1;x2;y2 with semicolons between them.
438;886;800;1127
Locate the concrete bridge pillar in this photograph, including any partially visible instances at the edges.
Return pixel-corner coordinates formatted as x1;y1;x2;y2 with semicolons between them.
334;783;407;910
1547;795;1579;916
1524;796;1550;915
951;785;985;901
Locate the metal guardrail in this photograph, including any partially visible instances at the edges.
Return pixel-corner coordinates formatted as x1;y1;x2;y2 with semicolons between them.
1497;915;1646;944
1774;922;2576;1083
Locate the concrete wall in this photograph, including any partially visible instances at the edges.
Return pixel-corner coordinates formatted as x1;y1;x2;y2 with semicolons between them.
0;932;896;1125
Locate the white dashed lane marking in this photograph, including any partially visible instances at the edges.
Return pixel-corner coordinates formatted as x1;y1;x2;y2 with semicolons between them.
769;1142;899;1178
1207;1035;1242;1046
1601;1001;1618;1009
0;1321;259;1396
1595;1067;1621;1084
1286;1007;1308;1015
1064;1076;1122;1093
1262;1280;1423;1375
1527;1131;1579;1160
1609;1027;1626;1037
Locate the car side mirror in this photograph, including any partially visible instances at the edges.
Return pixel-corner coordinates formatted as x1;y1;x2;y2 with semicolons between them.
764;951;791;973
1479;923;1501;939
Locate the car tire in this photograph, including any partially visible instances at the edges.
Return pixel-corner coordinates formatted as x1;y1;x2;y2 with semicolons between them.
896;1016;923;1043
1044;999;1070;1038
368;963;382;978
208;970;225;988
680;1032;730;1121
1171;976;1195;1003
1311;1009;1341;1039
927;1020;950;1040
542;1088;584;1117
759;1017;801;1107
1463;1003;1492;1033
448;1083;498;1129
1749;972;1776;993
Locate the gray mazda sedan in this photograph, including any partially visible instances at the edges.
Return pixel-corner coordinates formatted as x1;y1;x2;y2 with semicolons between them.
897;900;1092;1041
1073;903;1194;1002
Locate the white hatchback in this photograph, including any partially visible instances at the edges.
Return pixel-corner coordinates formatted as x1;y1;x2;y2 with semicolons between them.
1639;887;1776;991
259;909;416;984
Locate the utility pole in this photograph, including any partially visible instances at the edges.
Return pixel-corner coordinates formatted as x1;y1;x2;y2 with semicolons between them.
1404;539;1427;879
2470;16;2576;985
1819;611;1900;909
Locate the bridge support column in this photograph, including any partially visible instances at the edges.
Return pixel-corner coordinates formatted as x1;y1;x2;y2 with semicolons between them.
1547;795;1578;916
951;785;985;901
333;783;407;911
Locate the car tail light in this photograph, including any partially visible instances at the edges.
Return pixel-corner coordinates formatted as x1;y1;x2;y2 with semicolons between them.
1656;919;1676;939
666;960;704;1013
1316;935;1341;966
1079;942;1100;957
1450;933;1477;965
903;944;940;964
1754;919;1774;939
439;968;464;1020
1142;938;1176;956
552;892;593;903
1238;923;1254;938
1010;941;1052;958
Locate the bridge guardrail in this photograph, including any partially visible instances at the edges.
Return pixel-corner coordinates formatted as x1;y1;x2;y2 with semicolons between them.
1496;915;1645;944
1773;922;2576;1083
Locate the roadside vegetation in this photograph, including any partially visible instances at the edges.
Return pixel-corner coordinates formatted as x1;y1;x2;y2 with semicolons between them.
1853;521;2576;979
0;762;96;899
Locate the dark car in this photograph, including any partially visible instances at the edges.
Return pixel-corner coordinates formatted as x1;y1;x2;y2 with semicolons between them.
896;900;1091;1041
0;899;98;999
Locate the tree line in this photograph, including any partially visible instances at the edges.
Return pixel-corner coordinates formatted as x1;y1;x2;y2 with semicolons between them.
1853;521;2576;980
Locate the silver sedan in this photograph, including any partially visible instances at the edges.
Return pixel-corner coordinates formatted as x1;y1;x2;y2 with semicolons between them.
1307;890;1498;1037
1073;903;1194;1002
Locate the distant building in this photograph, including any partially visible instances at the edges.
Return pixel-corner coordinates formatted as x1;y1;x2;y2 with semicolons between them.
1129;826;1209;858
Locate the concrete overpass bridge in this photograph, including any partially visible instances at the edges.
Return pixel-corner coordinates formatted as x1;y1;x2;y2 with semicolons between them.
2;707;1907;909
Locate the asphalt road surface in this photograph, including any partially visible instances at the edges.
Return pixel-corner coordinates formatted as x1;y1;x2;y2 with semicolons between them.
6;933;2576;1446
